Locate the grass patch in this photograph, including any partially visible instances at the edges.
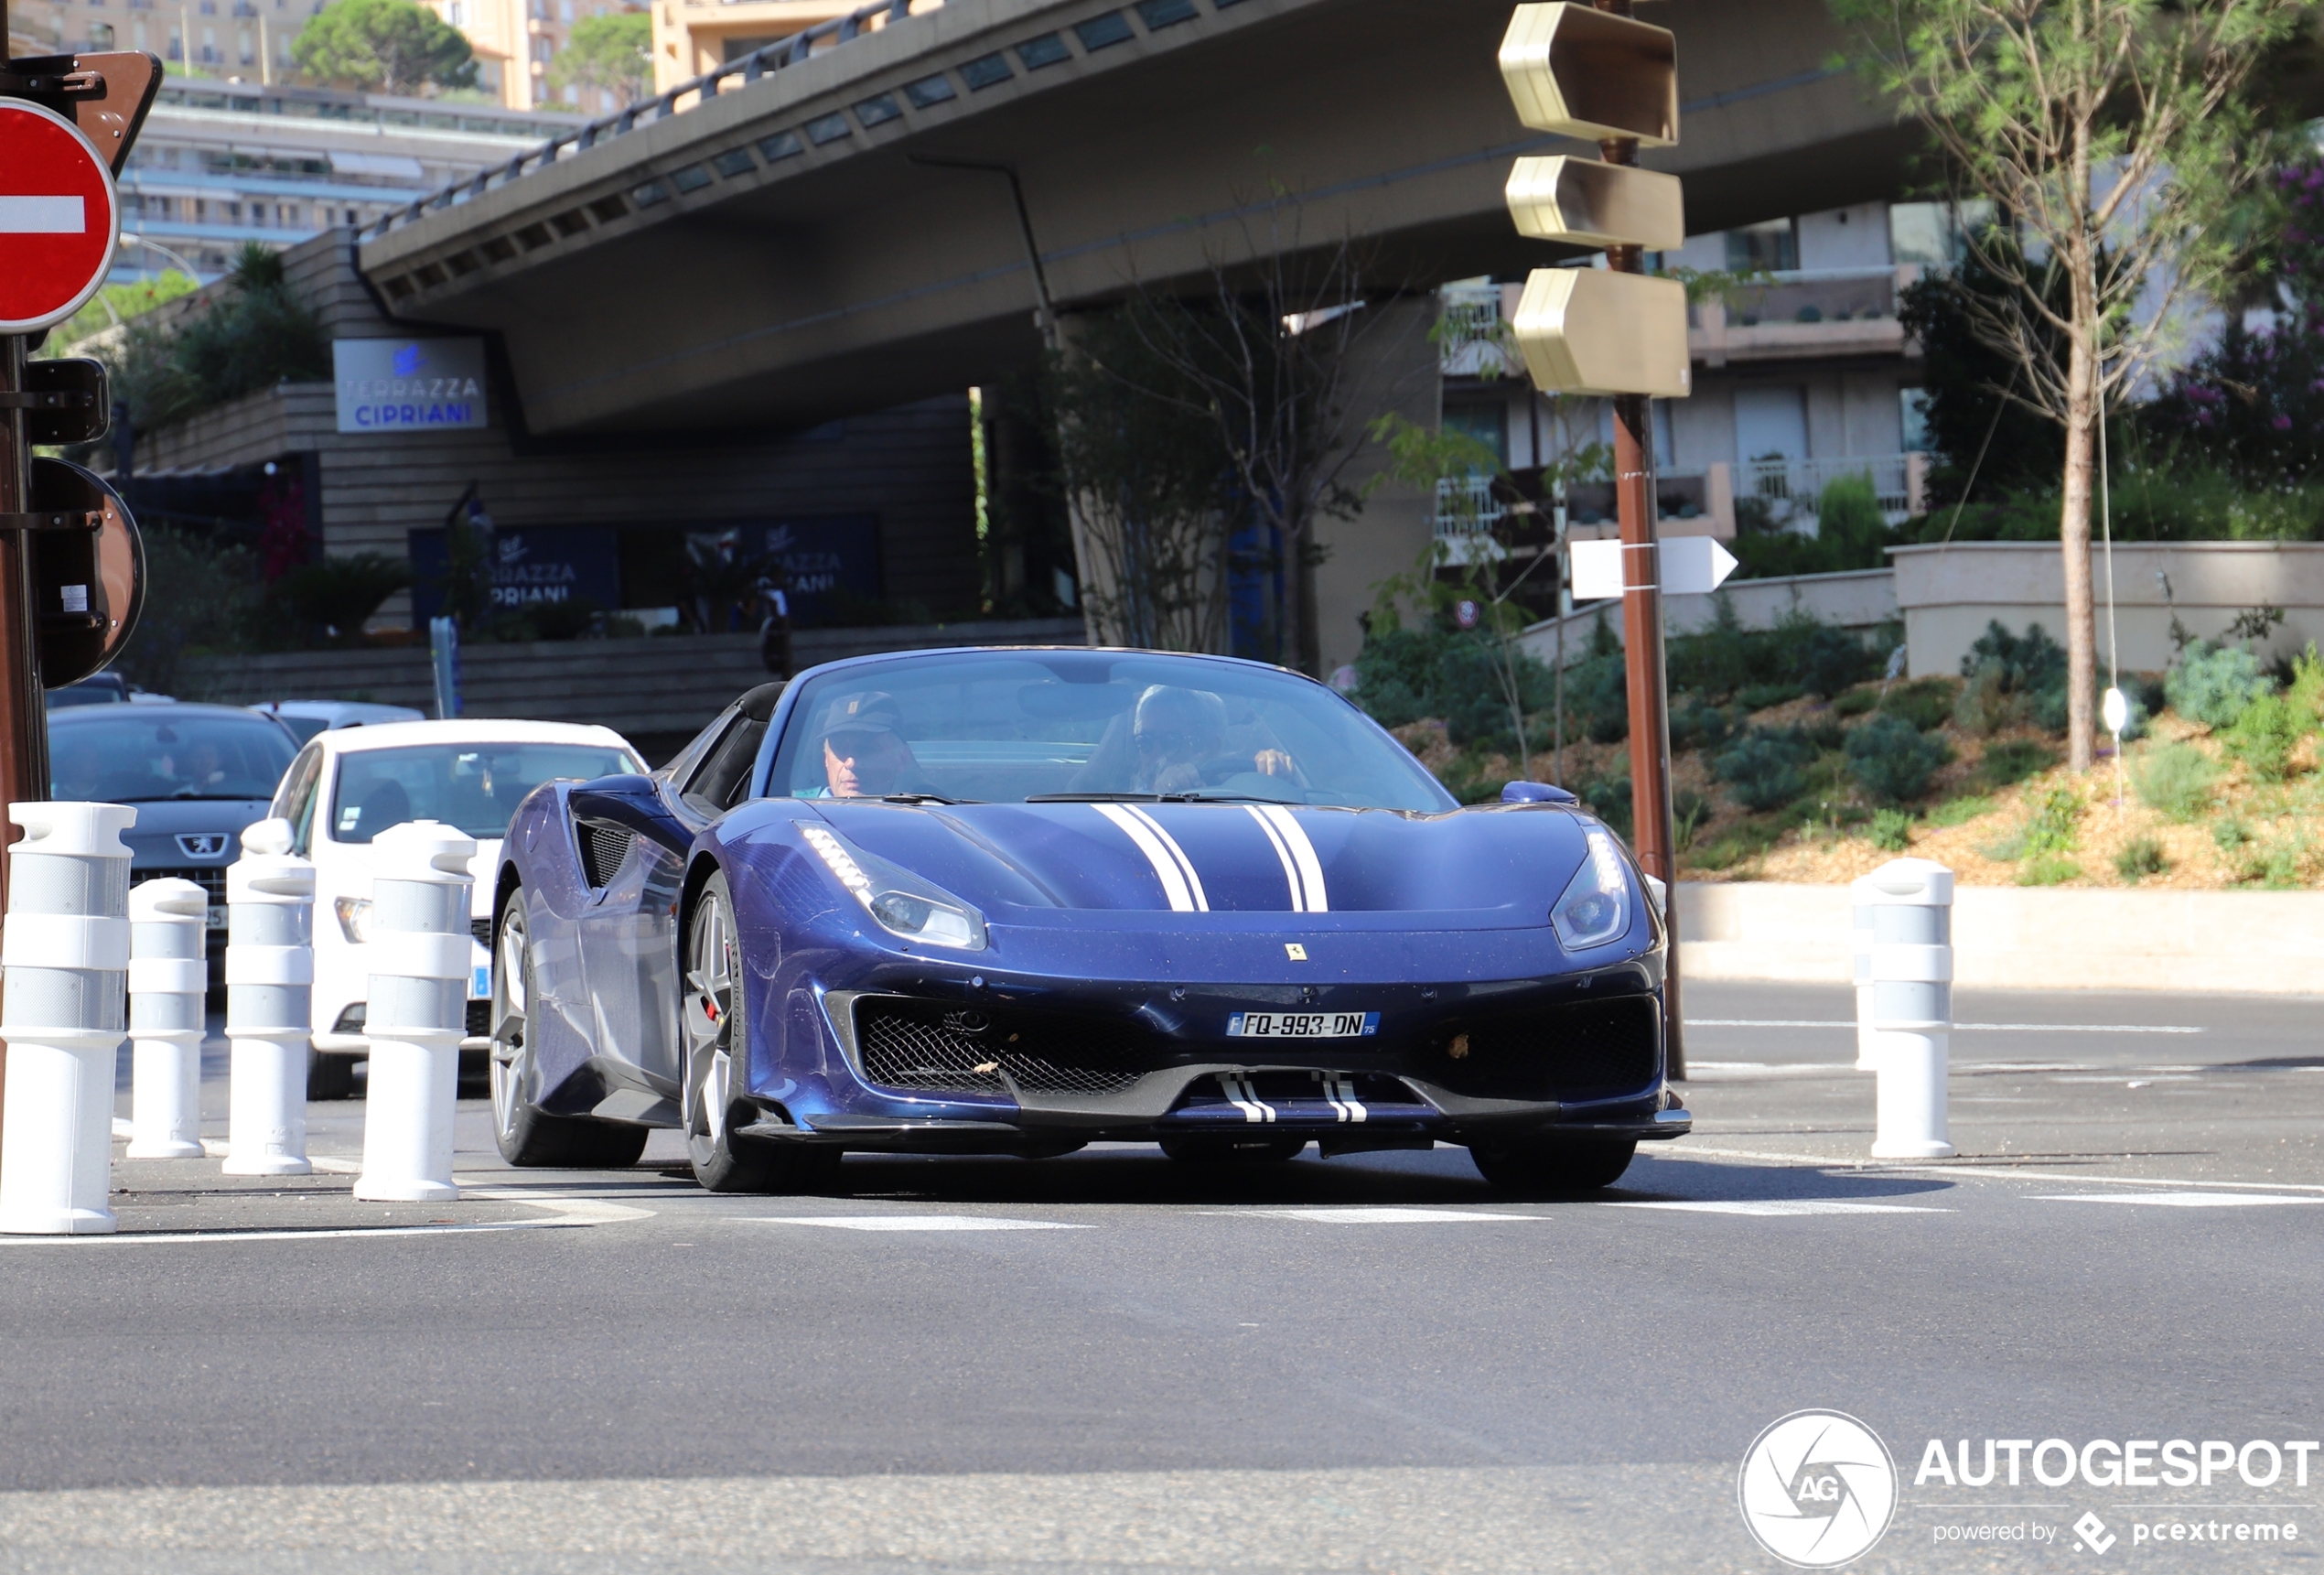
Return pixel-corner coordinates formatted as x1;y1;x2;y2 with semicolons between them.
1972;739;2058;793
2017;854;2082;886
2132;741;2222;821
2114;836;2168;882
1689;821;1781;871
1927;794;1993;827
1868;808;1913;852
1833;685;1878;717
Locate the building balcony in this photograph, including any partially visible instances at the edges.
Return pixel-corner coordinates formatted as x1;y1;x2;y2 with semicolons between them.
1739;452;1929;526
1691;267;1921;367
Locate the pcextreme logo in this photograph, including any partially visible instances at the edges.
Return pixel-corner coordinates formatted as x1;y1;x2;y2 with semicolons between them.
1738;1409;1899;1568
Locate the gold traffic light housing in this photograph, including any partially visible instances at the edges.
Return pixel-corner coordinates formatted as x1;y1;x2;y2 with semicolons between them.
1498;4;1677;146
1511;268;1691;399
1506;156;1684;252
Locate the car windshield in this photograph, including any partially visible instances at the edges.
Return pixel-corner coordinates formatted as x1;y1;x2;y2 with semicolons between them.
767;652;1454;811
330;742;639;843
50;711;296;802
268;714;330;746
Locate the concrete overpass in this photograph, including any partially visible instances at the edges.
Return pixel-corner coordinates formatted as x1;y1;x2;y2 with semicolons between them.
358;0;1913;437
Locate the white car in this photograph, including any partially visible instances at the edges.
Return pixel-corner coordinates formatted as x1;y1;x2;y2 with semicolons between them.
264;718;645;1099
252;699;427;746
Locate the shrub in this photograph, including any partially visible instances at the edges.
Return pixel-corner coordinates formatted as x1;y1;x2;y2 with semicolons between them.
1869;808;1914;852
268;553;413;647
2213;815;2252;850
1801;712;1848;752
1955;620;2069;736
2166;639;2273;728
113;244;332;432
1690;820;1781;871
2021;786;2083;856
2114;837;2168;882
1799;624;1876;699
1927;794;1993;827
2017;854;2082;886
1669;697;1733;752
1973;739;2058;792
1673;789;1710;849
1879;678;1953;732
1834;685;1878;717
1351;624;1554;749
1845;714;1952;804
1953;660;2016;736
2222;691;2308;782
1963;619;2068;692
1736;681;1802;711
1714;728;1814;811
1564;652;1630;744
2132;742;2222;821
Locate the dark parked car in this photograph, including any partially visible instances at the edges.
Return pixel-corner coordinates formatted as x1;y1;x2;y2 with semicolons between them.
49;703;301;977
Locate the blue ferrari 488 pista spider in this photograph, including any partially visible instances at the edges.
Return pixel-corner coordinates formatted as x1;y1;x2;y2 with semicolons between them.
486;646;1690;1192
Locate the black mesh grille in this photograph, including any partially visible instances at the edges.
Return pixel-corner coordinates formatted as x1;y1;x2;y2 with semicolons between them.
138;867;227;903
1422;996;1660;1103
578;822;634;888
471;916;493;945
855;1001;1157;1096
467;998;492;1038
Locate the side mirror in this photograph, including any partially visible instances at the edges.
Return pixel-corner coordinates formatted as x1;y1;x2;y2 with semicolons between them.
1501;781;1579;805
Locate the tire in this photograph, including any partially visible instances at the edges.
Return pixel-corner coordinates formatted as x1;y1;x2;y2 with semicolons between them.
1468;1137;1637;1192
683;873;835;1194
1159;1134;1308;1164
490;888;649;1170
307;1047;359;1101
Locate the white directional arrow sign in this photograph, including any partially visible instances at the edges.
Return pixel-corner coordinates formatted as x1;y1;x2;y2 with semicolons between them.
1567;535;1739;602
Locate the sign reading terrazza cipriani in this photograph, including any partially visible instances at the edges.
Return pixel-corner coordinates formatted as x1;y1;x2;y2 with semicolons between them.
333;338;489;433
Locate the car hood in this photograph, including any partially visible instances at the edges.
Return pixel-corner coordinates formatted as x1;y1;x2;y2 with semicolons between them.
776;800;1607;933
116;797;275;866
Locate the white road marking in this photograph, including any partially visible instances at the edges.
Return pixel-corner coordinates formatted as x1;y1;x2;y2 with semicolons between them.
1611;1200;1952;1216
0;1221;582;1246
1688;1019;2202;1034
742;1215;1091;1232
2032;1192;2324;1209
1228;1207;1540;1224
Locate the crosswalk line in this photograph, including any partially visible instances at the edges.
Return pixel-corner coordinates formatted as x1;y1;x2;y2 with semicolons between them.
1226;1207;1541;1224
742;1215;1090;1232
2031;1192;2324;1209
1610;1200;1951;1216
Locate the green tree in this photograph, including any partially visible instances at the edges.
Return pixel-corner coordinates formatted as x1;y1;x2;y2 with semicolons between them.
293;0;477;94
546;11;651;108
1833;0;2307;774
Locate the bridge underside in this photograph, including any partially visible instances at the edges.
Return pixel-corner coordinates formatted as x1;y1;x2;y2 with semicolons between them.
363;0;1918;438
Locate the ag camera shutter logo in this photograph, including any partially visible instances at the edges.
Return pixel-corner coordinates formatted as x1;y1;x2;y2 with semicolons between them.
1738;1409;1899;1567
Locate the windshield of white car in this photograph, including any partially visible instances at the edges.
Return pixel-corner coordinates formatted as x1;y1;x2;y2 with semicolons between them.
49;711;297;802
768;653;1455;812
331;743;640;843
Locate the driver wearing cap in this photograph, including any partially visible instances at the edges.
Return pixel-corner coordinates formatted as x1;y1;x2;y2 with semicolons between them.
804;694;920;798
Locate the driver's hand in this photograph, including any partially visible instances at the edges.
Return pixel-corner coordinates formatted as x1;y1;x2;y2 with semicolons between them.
1254;749;1296;777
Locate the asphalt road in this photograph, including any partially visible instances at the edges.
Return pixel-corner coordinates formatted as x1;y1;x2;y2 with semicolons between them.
0;982;2316;1573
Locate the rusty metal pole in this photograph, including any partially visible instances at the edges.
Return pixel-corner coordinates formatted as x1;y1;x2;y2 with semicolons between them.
0;331;56;1164
1593;41;1684;1080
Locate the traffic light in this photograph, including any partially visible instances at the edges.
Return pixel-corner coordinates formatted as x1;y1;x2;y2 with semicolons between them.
1510;268;1690;399
1498;3;1676;146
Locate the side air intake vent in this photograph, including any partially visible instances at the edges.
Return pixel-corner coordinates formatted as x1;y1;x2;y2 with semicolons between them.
578;821;635;888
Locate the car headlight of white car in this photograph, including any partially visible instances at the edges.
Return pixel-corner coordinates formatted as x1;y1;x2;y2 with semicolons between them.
334;896;371;944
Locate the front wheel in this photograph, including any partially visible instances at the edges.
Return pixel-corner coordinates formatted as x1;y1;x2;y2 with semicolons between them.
491;889;648;1169
1468;1137;1637;1192
683;873;835;1194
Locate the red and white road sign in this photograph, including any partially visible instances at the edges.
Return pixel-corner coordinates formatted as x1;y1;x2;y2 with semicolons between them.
0;99;121;335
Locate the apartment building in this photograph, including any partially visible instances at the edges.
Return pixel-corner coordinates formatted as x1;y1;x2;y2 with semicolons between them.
111;77;583;281
1438;200;1964;547
425;0;645;114
648;0;856;94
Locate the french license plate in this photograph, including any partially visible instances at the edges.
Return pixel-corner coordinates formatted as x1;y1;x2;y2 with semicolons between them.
1227;1010;1379;1039
205;905;228;931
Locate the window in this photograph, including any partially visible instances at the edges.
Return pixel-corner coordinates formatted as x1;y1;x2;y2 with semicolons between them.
668;163;710;192
272;743;325;856
1442;403;1508;470
902;72;954;107
712;146;755;178
1900;388;1931;453
1074;12;1132;49
89;21;115;45
50;712;299;804
758;129;802;160
330;743;640;844
960;51;1011;89
769;652;1456;812
853;92;900;127
1016;33;1070;69
1888;200;1996;267
1135;0;1198;27
1726;218;1796;274
804;112;849;145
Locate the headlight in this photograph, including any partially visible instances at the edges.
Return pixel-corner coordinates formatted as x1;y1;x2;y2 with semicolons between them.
1551;828;1632;951
334;896;371;944
799;822;987;951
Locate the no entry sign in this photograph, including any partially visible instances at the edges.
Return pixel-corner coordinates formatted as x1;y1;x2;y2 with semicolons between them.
0;99;121;335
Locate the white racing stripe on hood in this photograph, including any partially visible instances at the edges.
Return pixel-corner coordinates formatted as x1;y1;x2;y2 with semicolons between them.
1253;804;1329;912
1244;805;1307;912
1093;804;1208;912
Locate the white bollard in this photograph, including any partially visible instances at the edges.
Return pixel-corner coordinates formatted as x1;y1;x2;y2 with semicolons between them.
126;879;210;1159
0;802;137;1235
1863;857;1957;1160
222;818;316;1177
1850;886;1878;1071
355;820;476;1203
